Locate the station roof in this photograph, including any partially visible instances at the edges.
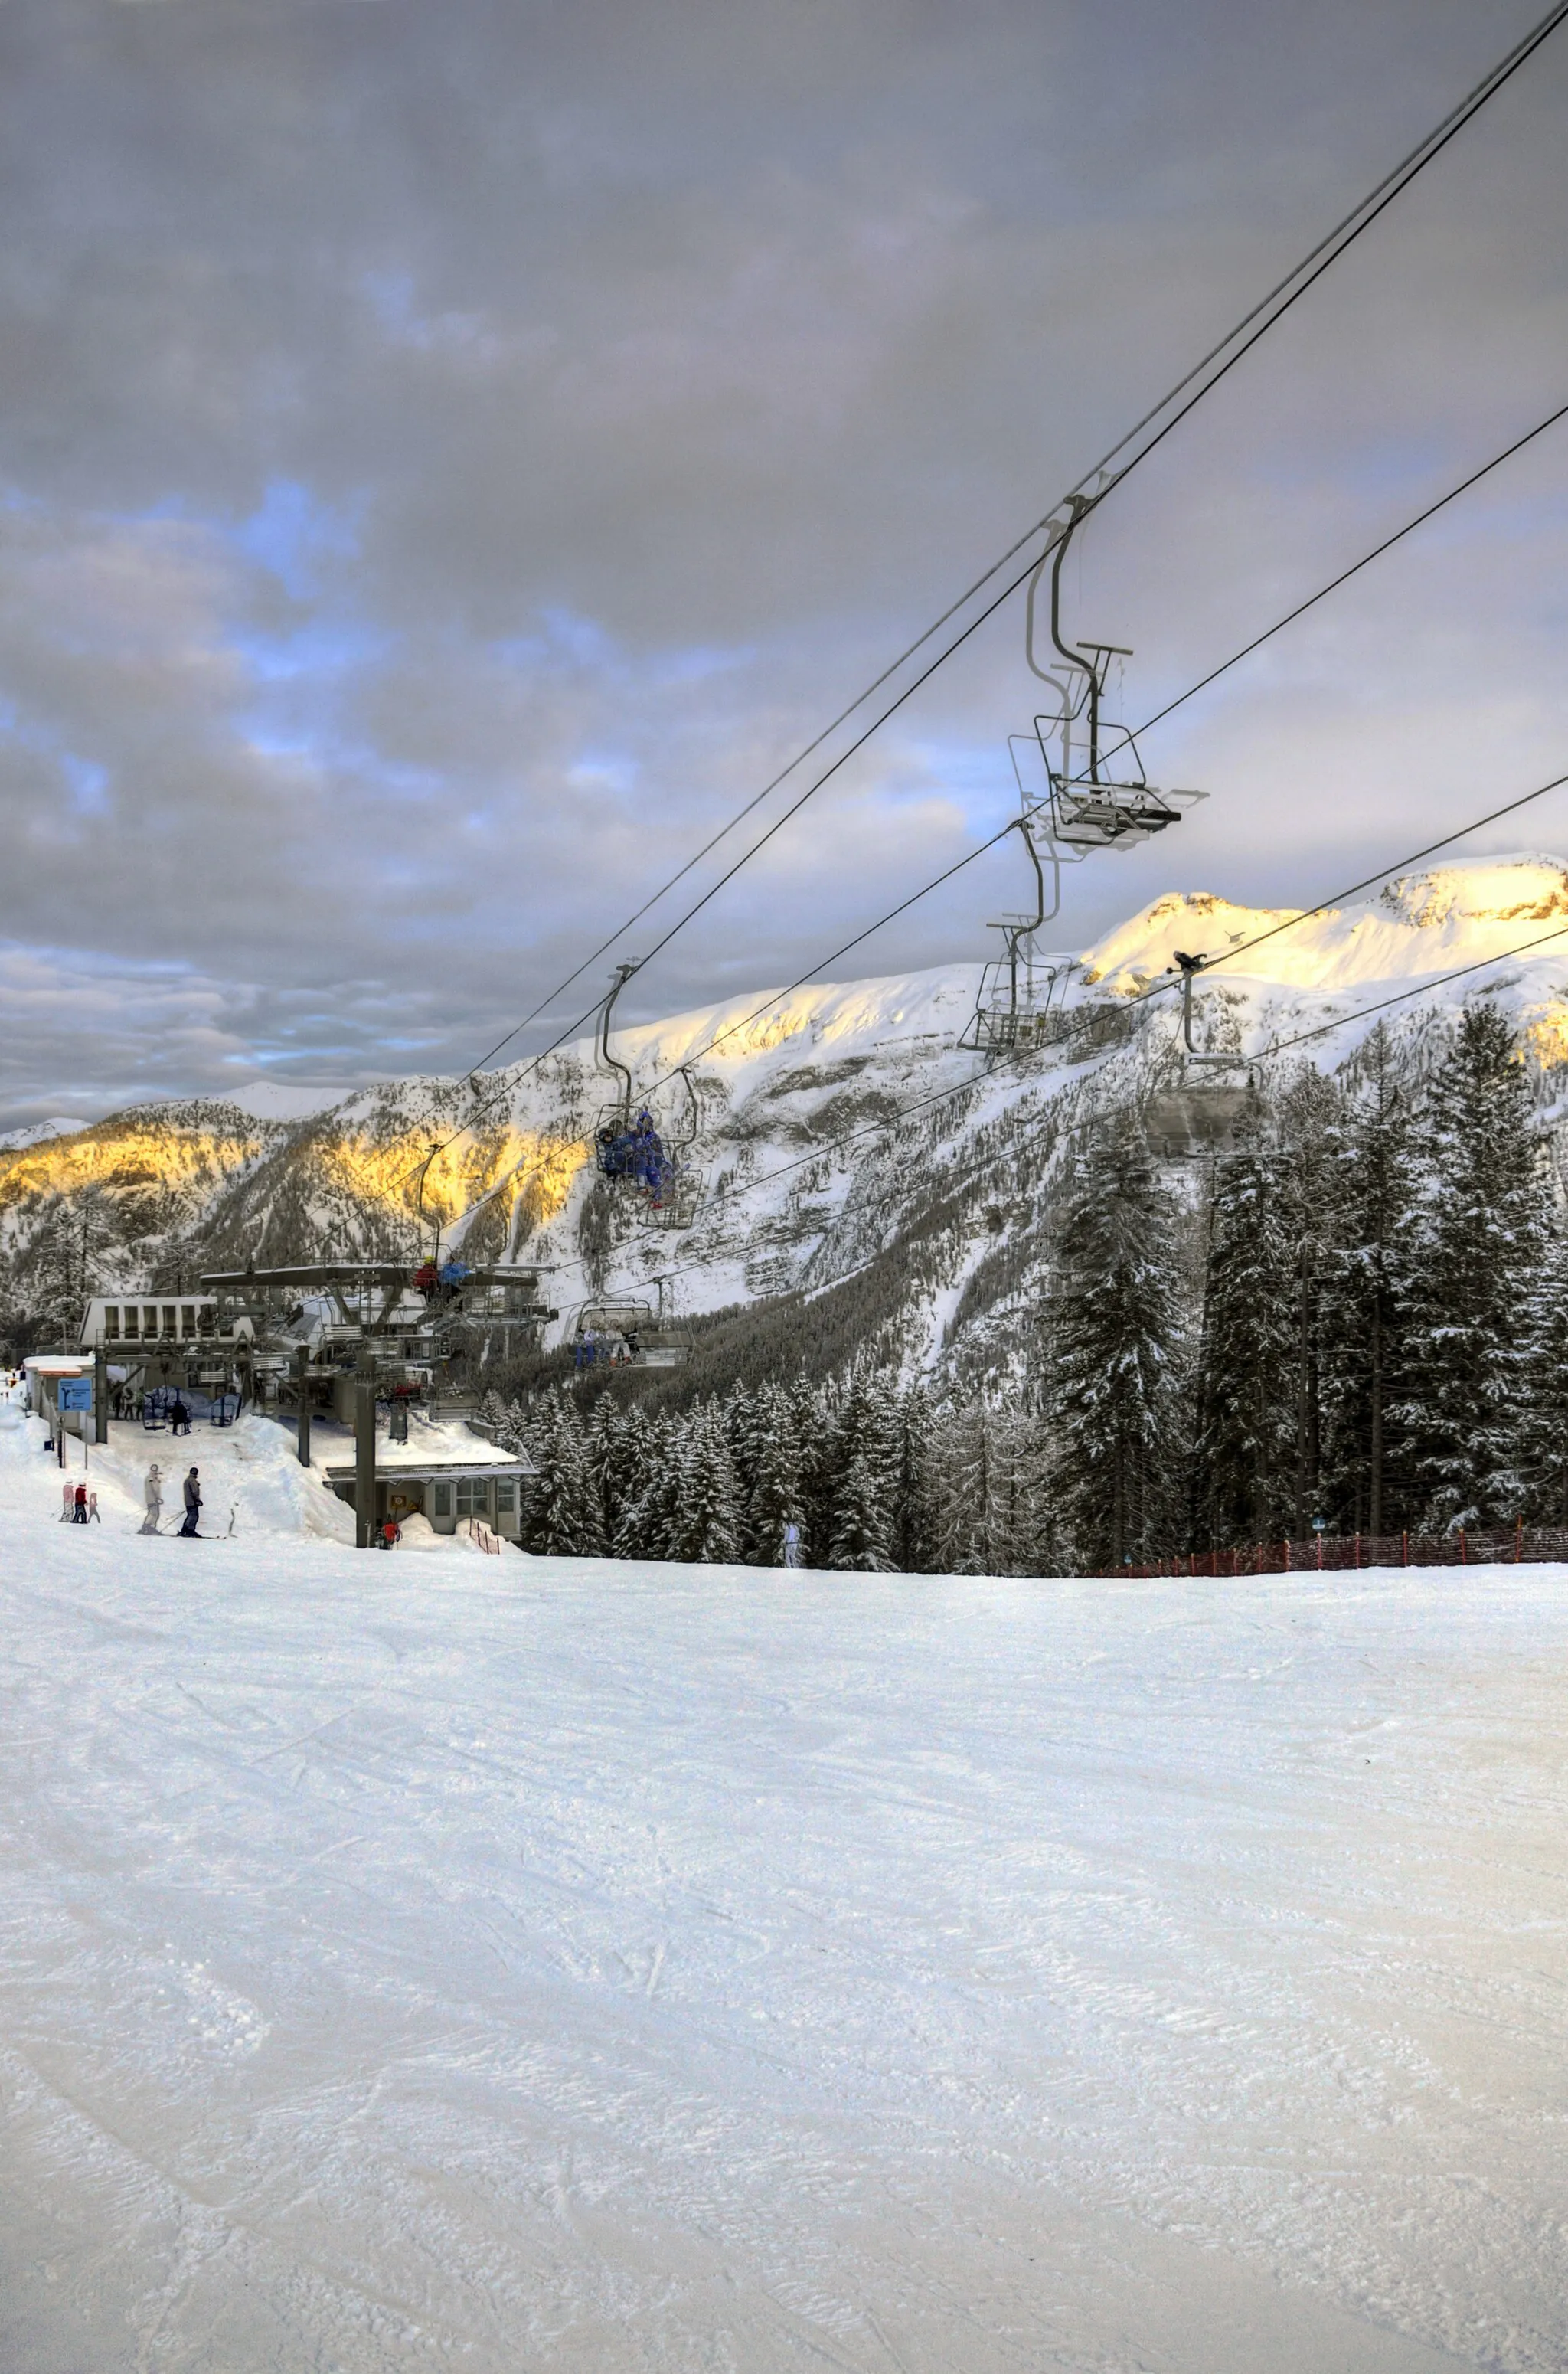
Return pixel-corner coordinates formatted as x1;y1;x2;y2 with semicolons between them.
320;1457;537;1483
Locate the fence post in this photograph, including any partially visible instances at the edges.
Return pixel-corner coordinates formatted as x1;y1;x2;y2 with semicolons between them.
1283;1539;1292;1572
1459;1527;1466;1565
1354;1532;1361;1569
1401;1530;1408;1568
1516;1517;1523;1564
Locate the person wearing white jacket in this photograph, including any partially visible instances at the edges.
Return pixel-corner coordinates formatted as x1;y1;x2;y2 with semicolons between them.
141;1463;163;1535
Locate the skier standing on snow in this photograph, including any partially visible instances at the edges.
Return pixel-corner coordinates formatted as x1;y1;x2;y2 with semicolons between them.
87;1490;100;1524
60;1478;74;1522
781;1520;802;1571
179;1467;201;1537
142;1463;163;1534
73;1481;88;1523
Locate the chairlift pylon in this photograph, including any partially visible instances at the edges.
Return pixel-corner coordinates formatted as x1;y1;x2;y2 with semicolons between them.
1026;495;1205;851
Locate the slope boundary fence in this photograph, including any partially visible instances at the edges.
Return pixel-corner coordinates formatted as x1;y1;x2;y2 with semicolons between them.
1115;1525;1568;1578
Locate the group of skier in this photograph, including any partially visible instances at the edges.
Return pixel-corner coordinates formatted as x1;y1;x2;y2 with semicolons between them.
52;1459;203;1532
139;1461;204;1535
596;1109;677;1206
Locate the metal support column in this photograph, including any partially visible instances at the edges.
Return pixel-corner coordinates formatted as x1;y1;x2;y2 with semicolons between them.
93;1343;109;1444
354;1348;377;1550
296;1342;311;1467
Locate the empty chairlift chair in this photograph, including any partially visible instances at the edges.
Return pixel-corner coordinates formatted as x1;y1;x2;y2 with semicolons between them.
1143;951;1259;1159
963;792;1076;1055
1026;494;1205;853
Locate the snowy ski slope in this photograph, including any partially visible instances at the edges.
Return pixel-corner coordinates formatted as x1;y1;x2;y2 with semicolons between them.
2;1393;1566;2370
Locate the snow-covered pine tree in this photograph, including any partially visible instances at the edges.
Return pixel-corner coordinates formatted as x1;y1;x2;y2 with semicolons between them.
790;1376;837;1558
737;1381;808;1565
522;1391;606;1557
826;1372;898;1571
662;1398;743;1564
1190;1128;1296;1548
598;1398;656;1548
1271;1068;1342;1533
612;1411;683;1558
1047;1117;1188;1571
1319;1022;1419;1535
989;1410;1056;1575
933;1405;999;1574
1522;1217;1568;1529
890;1382;941;1574
1400;1002;1549;1531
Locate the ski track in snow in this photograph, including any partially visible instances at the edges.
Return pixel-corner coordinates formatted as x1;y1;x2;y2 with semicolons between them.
0;1406;1565;2370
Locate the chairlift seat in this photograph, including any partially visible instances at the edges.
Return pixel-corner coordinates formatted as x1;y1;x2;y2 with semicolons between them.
1144;1084;1257;1160
1050;773;1184;849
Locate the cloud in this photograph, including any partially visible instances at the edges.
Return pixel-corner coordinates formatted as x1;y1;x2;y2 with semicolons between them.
0;0;1564;1123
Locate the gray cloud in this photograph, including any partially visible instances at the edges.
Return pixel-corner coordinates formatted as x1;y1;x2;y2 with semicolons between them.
0;0;1564;1124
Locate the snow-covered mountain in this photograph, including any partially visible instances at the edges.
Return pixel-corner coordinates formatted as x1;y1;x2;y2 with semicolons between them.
0;1115;90;1152
7;854;1568;1385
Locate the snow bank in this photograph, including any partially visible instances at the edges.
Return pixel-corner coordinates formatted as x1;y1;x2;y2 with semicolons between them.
1;1398;1564;2371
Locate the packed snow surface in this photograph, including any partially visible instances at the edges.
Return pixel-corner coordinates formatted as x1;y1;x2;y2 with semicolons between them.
3;1408;1566;2370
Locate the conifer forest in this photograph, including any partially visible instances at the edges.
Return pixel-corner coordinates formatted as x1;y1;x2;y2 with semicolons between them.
489;1006;1568;1576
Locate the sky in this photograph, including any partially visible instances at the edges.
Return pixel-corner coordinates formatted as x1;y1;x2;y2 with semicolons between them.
1;0;1565;1126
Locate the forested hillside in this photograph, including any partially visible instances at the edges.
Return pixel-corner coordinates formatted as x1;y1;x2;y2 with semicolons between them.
485;1003;1568;1573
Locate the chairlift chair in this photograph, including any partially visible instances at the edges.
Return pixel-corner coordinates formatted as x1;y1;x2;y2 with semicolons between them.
1027;495;1205;852
963;745;1091;1055
641;1068;703;1230
592;962;676;1201
1143;950;1259;1159
570;1277;692;1370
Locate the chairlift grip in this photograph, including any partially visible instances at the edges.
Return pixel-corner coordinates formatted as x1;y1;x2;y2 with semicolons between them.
1172;949;1233;1068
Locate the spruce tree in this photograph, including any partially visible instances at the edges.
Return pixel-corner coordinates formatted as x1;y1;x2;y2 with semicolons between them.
1047;1118;1188;1571
826;1373;897;1570
1400;1003;1548;1531
738;1382;808;1565
891;1384;941;1574
1191;1137;1296;1547
523;1391;606;1557
1272;1068;1341;1533
1320;1023;1419;1536
1523;1219;1568;1529
663;1399;743;1564
612;1411;681;1558
791;1377;837;1558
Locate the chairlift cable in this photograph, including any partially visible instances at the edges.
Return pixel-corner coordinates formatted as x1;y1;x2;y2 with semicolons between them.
1197;769;1568;983
547;891;1568;1306
410;6;1568;1182
1262;920;1568;1057
547;755;1568;1298
446;673;1568;1245
630;401;1568;1100
1132;394;1568;741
